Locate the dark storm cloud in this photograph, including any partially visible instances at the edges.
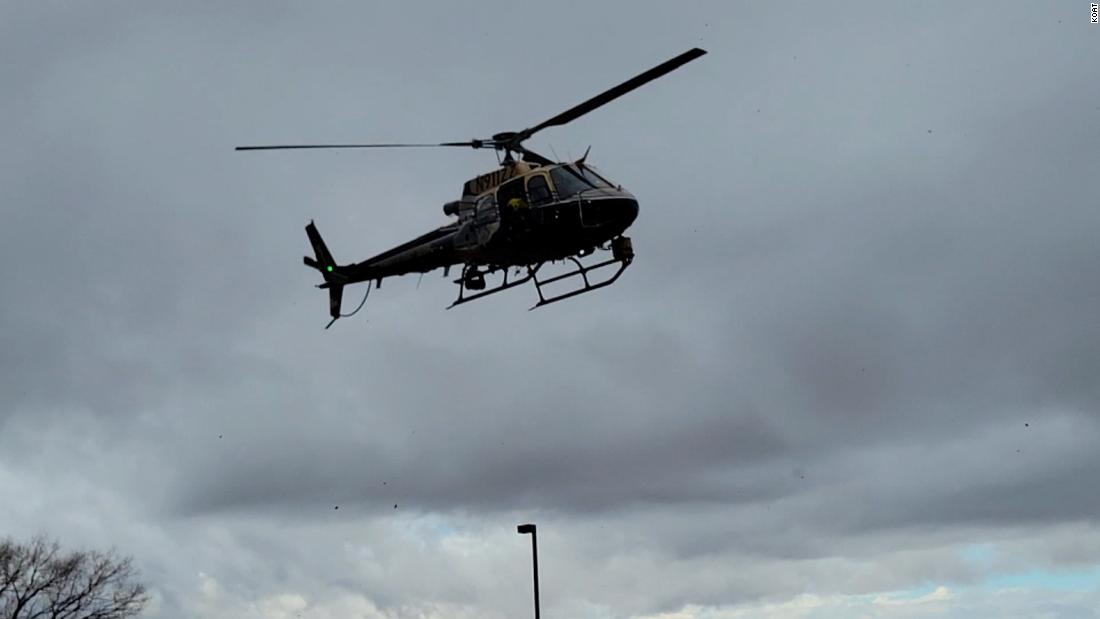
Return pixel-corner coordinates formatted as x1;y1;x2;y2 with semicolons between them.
3;2;1100;618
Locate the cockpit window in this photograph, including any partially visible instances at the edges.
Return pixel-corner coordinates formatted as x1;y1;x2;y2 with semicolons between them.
527;174;552;205
549;164;613;199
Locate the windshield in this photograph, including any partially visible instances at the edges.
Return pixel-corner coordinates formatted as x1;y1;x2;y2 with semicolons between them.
577;165;615;188
549;164;615;199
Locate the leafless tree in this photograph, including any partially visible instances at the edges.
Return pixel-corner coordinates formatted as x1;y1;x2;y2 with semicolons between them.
0;536;148;619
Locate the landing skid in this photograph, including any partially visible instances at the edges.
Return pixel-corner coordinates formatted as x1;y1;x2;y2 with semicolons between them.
529;253;632;309
447;236;634;309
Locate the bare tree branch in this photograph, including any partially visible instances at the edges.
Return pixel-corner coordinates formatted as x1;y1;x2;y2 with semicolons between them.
0;537;148;619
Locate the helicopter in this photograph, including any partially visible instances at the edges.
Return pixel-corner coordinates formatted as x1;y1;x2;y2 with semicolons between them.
237;47;707;328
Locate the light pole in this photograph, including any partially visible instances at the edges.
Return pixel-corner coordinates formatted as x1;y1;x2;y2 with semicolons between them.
517;523;540;619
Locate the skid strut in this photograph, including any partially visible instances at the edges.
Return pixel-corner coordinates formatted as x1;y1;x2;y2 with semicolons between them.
447;263;544;309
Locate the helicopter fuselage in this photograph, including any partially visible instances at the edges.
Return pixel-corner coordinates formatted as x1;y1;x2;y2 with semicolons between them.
332;162;638;286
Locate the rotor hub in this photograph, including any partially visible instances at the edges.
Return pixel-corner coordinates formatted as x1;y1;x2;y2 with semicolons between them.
491;132;519;147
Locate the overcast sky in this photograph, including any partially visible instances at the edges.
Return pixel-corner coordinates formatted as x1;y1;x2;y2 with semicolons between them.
2;2;1099;618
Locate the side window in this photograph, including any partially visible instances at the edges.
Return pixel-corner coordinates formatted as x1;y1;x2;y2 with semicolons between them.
475;194;498;223
526;175;552;205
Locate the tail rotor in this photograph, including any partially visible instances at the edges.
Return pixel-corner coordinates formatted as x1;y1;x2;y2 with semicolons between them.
304;221;348;328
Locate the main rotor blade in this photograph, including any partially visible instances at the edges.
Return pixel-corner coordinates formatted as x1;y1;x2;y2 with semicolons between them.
235;141;481;151
515;47;707;143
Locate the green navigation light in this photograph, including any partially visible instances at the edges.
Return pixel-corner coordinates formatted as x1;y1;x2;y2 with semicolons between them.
326;266;333;272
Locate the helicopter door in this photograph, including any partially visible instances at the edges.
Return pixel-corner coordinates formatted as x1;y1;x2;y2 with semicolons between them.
497;177;528;211
498;176;535;232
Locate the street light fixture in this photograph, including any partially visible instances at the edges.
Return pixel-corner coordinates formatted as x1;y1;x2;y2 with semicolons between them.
517;523;540;619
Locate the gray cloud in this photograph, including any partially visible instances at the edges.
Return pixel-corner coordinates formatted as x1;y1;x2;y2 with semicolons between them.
3;2;1099;618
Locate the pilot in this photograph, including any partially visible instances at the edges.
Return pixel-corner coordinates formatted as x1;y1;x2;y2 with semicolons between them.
508;196;528;210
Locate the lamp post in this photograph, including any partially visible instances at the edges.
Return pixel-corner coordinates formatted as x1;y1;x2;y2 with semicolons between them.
517;523;540;619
